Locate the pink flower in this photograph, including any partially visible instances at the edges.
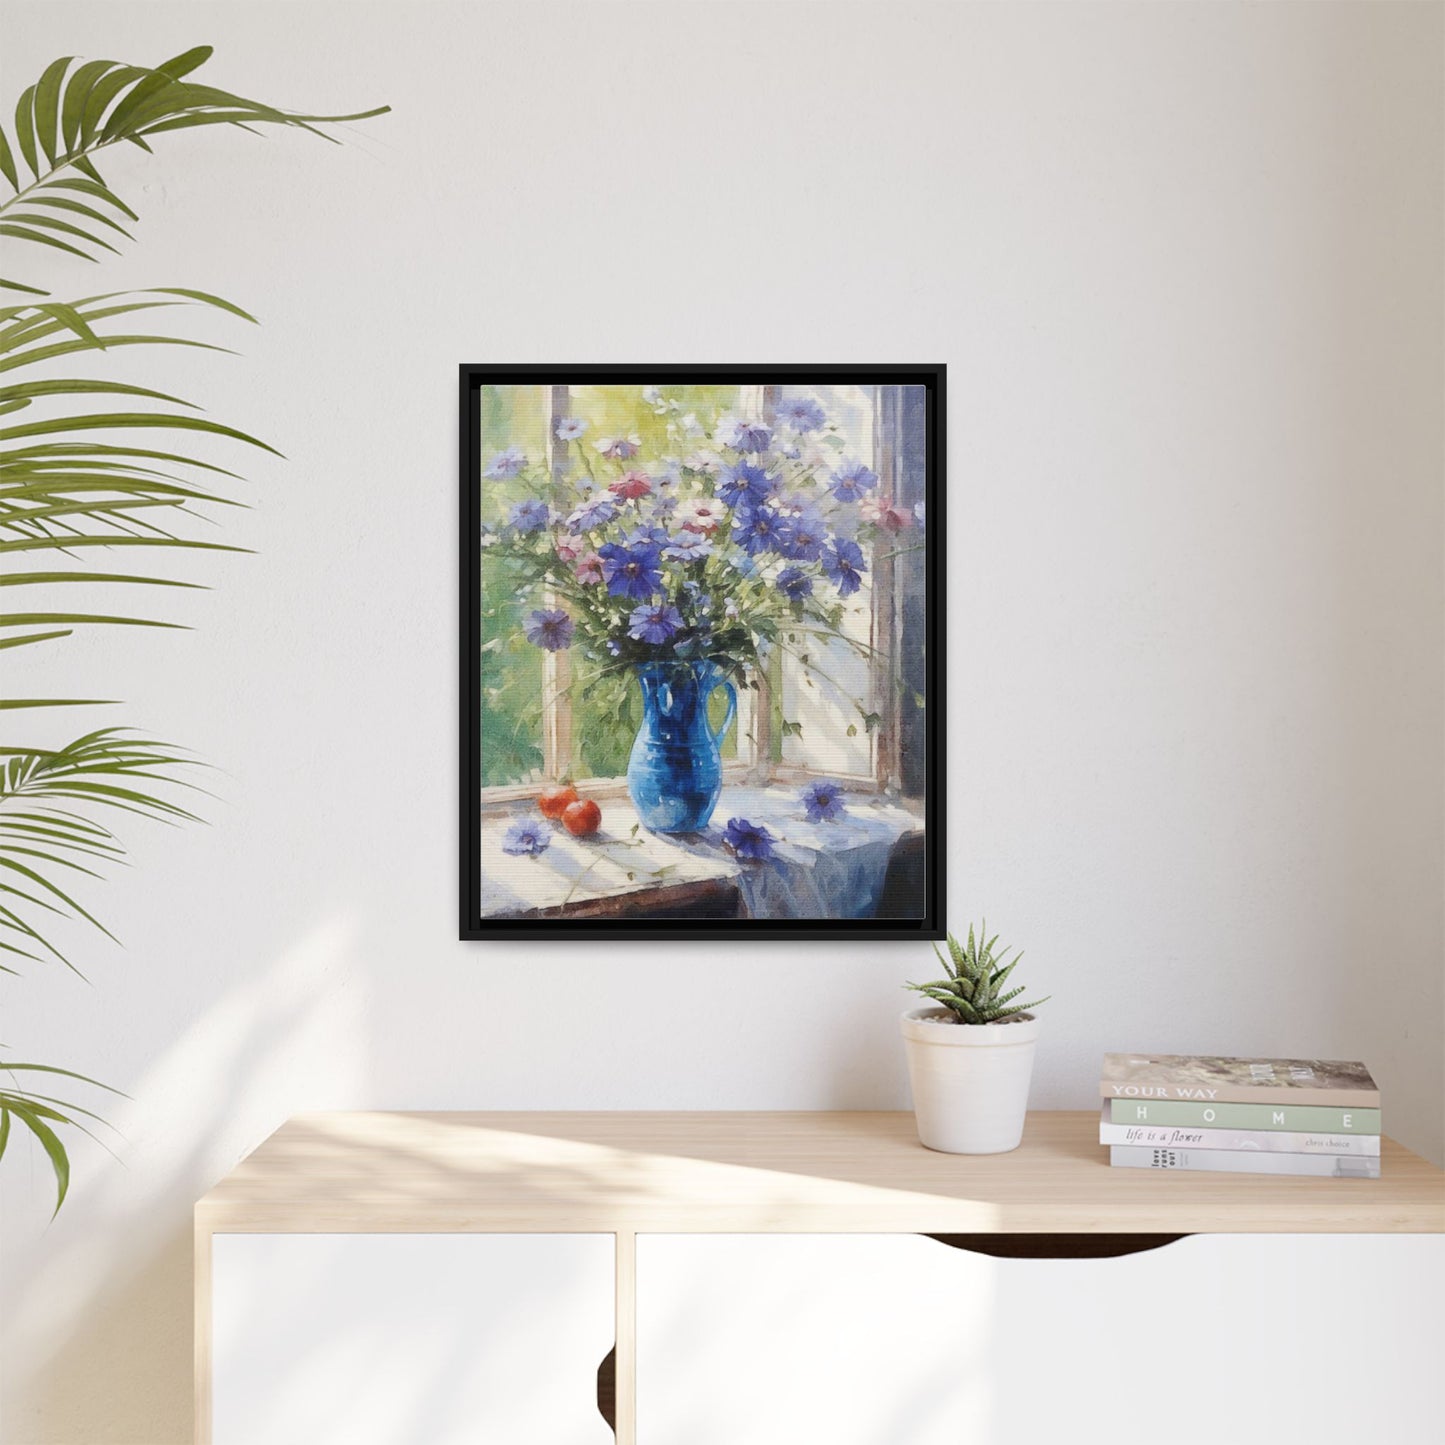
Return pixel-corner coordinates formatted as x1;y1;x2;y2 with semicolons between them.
677;500;723;535
574;551;605;585
862;498;911;533
609;471;653;501
555;534;587;562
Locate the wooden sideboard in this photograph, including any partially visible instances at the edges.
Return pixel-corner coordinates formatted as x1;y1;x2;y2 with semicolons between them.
195;1110;1445;1444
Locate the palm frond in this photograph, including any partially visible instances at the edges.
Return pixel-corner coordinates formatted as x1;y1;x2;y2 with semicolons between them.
0;1058;126;1213
0;288;265;704
1;47;388;294
1;45;385;1214
0;729;202;973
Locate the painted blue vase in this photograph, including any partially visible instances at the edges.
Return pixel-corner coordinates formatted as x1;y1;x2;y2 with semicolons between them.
627;660;737;833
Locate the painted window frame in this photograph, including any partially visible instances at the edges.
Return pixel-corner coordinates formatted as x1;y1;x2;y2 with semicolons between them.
473;382;921;808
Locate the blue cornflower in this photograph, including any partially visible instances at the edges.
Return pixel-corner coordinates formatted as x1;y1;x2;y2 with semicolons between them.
484;446;527;478
729;553;759;580
732;501;786;556
566;495;618;531
501;820;551;857
509;498;551;532
828;460;880;503
597;434;642;460
822;537;867;596
715;461;777;509
776;396;827;433
800;779;846;823
776;565;813;601
628;603;684;645
664;532;712;562
555;417;587;441
523;608;574;651
651;495;679;520
599;541;664;600
774;501;827;561
723;817;776;861
719;417;773;454
623;524;670;549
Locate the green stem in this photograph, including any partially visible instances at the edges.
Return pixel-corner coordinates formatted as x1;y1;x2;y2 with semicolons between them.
874;542;926;563
0;148;108;220
576;443;596;485
786;623;889;663
774;638;872;721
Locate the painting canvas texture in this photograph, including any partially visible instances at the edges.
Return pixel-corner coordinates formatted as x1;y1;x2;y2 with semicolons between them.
463;372;939;935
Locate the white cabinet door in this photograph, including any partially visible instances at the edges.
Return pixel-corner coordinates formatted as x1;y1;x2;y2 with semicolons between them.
212;1233;614;1445
636;1233;1444;1445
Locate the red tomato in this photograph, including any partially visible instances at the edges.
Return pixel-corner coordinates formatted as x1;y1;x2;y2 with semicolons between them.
538;785;579;820
562;798;602;837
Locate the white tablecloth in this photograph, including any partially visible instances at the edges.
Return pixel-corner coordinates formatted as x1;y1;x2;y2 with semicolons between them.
479;783;923;920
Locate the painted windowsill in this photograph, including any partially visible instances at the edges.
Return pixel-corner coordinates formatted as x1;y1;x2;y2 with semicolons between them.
476;764;883;813
479;784;923;920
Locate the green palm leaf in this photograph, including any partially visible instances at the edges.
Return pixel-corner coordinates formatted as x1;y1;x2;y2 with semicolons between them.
0;44;384;1214
0;290;262;700
0;377;191;407
0;409;282;453
4;1103;70;1213
0;729;202;970
0;570;206;590
0;1059;126;1214
1;47;388;295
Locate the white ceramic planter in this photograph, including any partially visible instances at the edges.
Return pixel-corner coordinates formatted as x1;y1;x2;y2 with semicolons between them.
900;1007;1041;1154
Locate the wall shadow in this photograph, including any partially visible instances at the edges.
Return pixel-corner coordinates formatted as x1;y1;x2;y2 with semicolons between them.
3;914;364;1445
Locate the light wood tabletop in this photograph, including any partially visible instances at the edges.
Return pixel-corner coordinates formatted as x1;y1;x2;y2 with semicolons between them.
195;1109;1445;1235
194;1110;1445;1443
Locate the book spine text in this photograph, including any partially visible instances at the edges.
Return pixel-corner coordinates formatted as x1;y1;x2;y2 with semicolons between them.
1110;1146;1380;1179
1108;1099;1380;1133
1099;1121;1380;1155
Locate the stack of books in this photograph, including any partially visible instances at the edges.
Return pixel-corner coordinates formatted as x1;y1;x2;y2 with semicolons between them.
1099;1053;1381;1178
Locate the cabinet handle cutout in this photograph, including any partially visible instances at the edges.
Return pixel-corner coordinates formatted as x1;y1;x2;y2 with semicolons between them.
596;1344;616;1434
924;1233;1189;1260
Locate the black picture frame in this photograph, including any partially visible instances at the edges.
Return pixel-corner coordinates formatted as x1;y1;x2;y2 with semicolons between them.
459;364;946;941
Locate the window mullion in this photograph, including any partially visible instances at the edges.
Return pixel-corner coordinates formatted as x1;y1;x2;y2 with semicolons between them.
543;384;574;779
871;384;900;791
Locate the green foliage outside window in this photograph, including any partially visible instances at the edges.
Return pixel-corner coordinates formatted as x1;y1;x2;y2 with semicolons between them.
476;384;742;784
476;385;545;785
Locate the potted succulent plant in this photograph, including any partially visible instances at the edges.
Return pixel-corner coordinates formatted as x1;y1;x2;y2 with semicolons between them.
901;924;1050;1154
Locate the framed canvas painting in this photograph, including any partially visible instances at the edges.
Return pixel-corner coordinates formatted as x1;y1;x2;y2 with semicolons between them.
459;365;944;940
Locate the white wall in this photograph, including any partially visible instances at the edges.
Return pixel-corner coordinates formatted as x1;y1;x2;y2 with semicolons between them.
3;2;1441;1441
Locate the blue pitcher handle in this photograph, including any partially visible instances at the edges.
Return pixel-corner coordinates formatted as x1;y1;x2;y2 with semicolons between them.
709;678;737;748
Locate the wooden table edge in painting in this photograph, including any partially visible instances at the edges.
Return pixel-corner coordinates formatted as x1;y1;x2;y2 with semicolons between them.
193;1110;1445;1443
